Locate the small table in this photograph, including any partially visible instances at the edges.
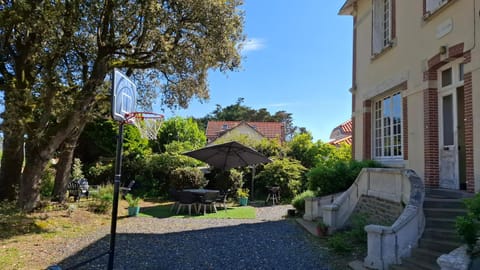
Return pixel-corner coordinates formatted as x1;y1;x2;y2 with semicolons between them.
182;189;220;214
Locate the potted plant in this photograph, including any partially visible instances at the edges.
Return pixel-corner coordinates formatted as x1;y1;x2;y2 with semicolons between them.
237;188;249;206
316;221;329;237
125;194;141;217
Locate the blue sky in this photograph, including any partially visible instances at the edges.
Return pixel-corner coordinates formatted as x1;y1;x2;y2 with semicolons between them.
158;1;353;142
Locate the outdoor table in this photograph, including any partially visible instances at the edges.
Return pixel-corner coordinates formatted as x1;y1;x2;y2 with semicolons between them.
182;189;220;214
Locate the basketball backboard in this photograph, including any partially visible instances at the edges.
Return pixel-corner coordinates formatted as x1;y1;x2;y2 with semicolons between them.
112;69;137;122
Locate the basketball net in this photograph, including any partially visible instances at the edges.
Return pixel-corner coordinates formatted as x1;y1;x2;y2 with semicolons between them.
126;112;164;140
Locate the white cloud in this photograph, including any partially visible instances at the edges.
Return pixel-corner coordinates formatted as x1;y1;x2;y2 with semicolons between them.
241;38;266;52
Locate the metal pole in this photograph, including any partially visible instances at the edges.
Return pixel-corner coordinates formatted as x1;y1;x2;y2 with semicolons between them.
108;123;124;270
251;165;256;201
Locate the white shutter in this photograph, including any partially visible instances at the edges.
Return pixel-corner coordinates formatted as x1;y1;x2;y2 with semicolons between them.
372;0;383;54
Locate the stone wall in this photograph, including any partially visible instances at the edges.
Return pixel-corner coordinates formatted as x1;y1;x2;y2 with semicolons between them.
352;194;404;226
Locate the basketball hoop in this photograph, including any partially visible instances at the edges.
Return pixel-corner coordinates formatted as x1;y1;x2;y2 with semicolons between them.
125;112;164;140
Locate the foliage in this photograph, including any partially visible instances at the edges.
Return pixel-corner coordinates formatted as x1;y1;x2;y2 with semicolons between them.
0;0;245;210
169;167;207;190
154;116;206;153
125;194;141;207
209;169;244;193
71;158;85;180
456;193;480;252
287;132;317;168
255;138;285;158
88;185;114;214
327;213;369;253
307;160;382;196
255;158;306;199
40;163;56;199
237;188;250;199
291;190;316;213
87;161;114;185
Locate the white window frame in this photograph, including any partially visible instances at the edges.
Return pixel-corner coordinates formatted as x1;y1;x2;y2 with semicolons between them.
372;0;392;55
373;92;403;161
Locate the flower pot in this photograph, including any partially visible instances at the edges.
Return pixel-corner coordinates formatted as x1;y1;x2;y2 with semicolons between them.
239;197;248;206
316;226;328;237
128;206;140;216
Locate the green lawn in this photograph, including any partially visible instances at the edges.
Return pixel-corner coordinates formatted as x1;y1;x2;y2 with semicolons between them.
139;202;256;219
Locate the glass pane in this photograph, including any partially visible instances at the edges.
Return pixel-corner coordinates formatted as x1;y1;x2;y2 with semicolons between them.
442;68;452;87
442;94;454;146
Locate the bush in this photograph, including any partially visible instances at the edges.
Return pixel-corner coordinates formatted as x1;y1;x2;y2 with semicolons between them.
307;160;382;196
291;190;316;213
327;213;369;254
456;193;480;252
88;185;114;214
40;163;56;199
170;167;207;189
208;169;244;193
255;158;306;199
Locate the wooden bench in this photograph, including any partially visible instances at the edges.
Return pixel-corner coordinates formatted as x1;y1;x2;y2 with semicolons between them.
67;179;89;201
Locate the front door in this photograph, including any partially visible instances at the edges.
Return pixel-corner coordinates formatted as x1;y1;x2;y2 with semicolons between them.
438;62;465;190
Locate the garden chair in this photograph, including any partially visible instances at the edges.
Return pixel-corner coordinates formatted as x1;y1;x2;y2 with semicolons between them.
265;186;280;205
169;188;180;212
120;180;135;199
67;179;89;202
176;191;198;215
215;189;230;212
198;191;219;215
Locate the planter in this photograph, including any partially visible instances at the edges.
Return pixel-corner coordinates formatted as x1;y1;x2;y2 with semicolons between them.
316;226;328;237
239;197;248;206
128;206;140;217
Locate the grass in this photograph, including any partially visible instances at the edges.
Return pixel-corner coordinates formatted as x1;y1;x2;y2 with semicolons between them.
139;202;256;219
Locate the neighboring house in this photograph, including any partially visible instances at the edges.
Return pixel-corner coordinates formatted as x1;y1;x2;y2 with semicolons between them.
329;119;353;146
205;121;285;144
340;0;479;193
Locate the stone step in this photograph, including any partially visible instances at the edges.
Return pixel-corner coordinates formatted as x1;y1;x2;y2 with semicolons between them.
418;238;460;253
422;228;461;242
423;198;466;209
425;188;473;199
409;247;443;263
401;256;440;270
425;217;457;230
424;207;467;219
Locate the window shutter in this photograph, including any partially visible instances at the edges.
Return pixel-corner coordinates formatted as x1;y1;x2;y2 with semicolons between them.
372;0;383;54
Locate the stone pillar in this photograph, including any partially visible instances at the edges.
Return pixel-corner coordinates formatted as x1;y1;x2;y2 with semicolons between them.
303;197;320;221
364;225;397;270
321;204;339;230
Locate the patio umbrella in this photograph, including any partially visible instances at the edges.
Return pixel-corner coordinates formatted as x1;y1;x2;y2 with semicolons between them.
183;141;271;200
183;141;271;170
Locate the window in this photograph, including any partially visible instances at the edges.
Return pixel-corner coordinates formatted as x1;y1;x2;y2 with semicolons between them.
372;0;393;55
459;63;464;81
425;0;448;14
441;68;452;87
374;92;402;159
222;124;228;130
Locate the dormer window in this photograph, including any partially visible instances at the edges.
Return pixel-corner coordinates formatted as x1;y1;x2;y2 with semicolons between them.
222;124;228;130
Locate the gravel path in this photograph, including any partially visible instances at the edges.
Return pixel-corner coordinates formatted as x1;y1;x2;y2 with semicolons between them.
55;204;333;270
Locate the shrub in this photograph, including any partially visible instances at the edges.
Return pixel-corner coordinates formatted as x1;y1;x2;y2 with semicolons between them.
291;190;316;213
327;233;353;253
209;169;244;192
40;163;56;199
170;167;207;190
255;158;306;199
71;158;85;180
307;160;382;196
125;194;141;207
88;185;114;214
456;193;480;252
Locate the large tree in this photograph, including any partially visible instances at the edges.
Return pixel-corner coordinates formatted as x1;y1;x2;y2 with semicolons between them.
0;0;244;211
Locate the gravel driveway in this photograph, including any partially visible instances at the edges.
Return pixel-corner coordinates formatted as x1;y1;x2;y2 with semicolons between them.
55;205;333;270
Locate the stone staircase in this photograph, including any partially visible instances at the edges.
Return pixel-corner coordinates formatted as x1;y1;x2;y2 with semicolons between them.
390;188;471;270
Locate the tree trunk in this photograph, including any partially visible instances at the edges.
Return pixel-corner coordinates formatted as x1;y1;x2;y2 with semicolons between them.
0;127;24;201
18;143;49;211
51;127;84;203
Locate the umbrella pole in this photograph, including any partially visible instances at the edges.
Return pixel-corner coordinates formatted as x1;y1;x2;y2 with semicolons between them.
251;165;256;201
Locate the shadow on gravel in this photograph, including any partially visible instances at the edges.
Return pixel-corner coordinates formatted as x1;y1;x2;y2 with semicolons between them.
54;220;332;270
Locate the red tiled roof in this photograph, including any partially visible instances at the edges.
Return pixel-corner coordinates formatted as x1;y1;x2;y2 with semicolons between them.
330;135;352;146
339;119;353;134
329;119;353;140
206;121;285;142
